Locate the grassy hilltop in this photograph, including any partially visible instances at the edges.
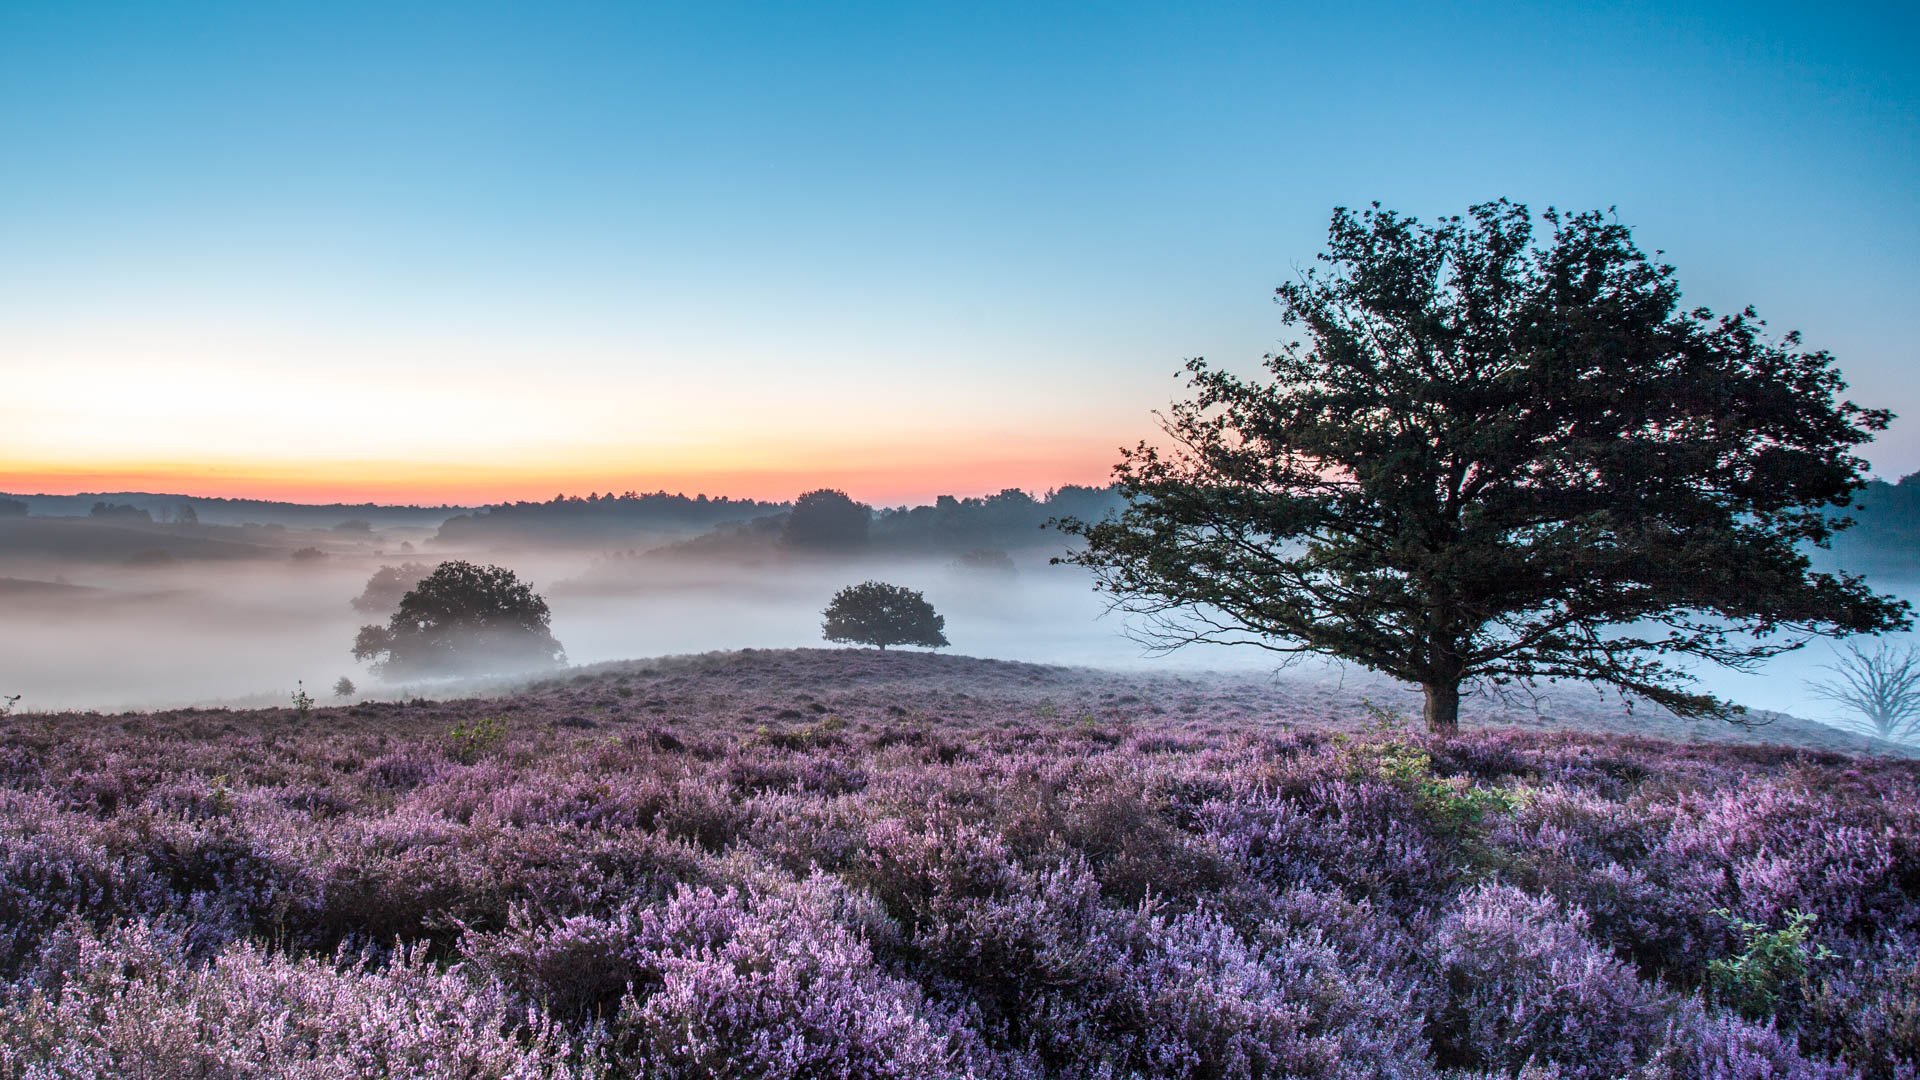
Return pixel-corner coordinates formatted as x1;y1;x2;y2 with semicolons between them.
0;649;1915;1077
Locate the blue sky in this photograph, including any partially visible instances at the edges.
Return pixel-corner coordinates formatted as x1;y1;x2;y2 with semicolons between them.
2;1;1915;502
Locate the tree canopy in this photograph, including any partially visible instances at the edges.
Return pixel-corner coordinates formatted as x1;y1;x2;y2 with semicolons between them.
352;560;565;678
783;489;871;550
1059;200;1908;732
822;581;949;650
351;562;432;614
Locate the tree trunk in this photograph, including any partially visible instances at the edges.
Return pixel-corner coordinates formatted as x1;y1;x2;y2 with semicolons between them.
1423;680;1461;735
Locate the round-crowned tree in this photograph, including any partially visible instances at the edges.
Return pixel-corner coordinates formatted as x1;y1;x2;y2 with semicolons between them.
351;560;565;677
1059;200;1908;733
822;581;948;650
783;489;871;550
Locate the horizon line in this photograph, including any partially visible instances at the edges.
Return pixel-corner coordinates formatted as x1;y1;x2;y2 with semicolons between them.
0;479;1118;512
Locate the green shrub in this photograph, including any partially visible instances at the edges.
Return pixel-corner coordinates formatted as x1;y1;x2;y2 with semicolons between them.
1343;738;1525;834
448;716;509;764
1707;909;1832;1019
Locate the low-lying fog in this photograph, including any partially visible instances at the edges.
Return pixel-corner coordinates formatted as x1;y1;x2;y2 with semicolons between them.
0;541;1265;713
1;522;1911;735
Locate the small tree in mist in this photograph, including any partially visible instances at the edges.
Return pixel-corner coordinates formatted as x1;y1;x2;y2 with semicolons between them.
950;548;1018;579
0;499;25;518
352;560;565;678
332;676;357;699
783;489;871;551
89;502;151;523
822;582;948;650
352;562;431;614
1059;200;1908;734
1810;641;1920;744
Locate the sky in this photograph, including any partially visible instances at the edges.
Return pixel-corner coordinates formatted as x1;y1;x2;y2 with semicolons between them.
2;1;1916;506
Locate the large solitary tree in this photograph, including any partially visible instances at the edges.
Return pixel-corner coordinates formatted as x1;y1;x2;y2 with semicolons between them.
1059;201;1908;733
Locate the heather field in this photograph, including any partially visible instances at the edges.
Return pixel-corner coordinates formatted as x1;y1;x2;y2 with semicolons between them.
1;649;1916;1078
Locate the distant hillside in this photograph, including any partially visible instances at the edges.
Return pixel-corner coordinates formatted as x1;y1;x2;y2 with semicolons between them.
0;576;98;598
537;647;1909;755
0;492;471;529
0;517;281;564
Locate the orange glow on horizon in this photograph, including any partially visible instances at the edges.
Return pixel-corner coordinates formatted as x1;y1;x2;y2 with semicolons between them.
0;452;1122;508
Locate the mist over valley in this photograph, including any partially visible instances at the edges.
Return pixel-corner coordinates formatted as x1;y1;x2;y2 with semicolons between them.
3;483;1915;735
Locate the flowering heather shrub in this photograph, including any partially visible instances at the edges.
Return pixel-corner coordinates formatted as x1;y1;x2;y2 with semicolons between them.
0;649;1913;1076
615;881;991;1078
1799;930;1920;1077
1099;906;1434;1078
0;922;592;1078
1426;884;1672;1076
1639;1001;1858;1080
0;793;150;971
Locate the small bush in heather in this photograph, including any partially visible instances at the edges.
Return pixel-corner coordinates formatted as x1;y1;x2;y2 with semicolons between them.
449;716;509;764
290;681;314;719
1708;909;1833;1021
1339;737;1525;834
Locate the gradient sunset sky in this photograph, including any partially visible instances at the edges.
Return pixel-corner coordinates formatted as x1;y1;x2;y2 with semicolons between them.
3;2;1916;505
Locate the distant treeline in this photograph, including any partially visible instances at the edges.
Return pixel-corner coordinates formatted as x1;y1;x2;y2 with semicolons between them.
1824;471;1920;580
642;485;1129;561
469;486;1132;567
433;491;790;548
869;486;1126;553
